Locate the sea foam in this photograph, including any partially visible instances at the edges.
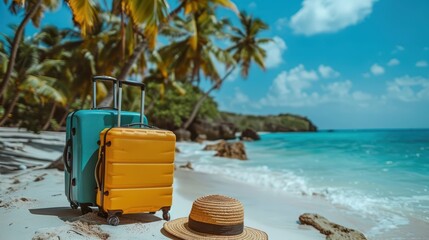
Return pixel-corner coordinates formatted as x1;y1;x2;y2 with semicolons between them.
176;141;412;236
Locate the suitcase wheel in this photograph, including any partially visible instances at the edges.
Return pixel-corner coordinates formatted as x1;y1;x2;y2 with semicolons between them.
97;211;108;218
70;202;78;210
81;204;93;215
162;212;170;221
107;215;120;226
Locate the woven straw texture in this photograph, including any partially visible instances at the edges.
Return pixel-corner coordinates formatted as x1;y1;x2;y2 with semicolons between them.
163;195;268;240
190;195;244;225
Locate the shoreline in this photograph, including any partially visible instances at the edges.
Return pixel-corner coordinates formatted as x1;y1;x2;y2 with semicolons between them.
2;127;427;239
0;127;322;239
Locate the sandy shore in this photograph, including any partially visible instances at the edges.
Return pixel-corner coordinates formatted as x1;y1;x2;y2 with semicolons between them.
0;127;369;239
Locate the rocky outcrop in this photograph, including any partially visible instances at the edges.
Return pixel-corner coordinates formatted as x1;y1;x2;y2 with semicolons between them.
203;140;247;160
189;120;237;141
239;128;260;141
173;128;191;142
299;213;367;240
195;134;207;143
220;112;318;132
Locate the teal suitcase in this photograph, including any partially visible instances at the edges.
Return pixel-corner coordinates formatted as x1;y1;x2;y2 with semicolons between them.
64;76;148;214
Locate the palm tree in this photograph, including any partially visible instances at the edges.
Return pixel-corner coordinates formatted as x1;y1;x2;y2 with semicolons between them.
0;36;66;126
159;11;232;85
181;11;270;130
0;0;60;98
66;0;237;107
65;0;170;106
168;0;237;20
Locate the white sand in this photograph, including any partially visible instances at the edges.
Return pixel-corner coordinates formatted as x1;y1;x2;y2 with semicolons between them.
0;127;368;239
1;167;327;239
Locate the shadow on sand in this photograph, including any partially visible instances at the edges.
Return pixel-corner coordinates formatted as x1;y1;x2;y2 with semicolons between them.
29;207;163;225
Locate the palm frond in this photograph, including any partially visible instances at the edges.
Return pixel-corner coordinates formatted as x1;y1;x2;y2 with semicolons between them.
66;0;98;36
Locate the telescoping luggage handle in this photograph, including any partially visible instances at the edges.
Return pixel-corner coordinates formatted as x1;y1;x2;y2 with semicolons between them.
117;80;145;126
92;76;118;109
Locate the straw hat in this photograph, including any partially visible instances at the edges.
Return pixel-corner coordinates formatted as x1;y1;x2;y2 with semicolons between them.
163;195;268;239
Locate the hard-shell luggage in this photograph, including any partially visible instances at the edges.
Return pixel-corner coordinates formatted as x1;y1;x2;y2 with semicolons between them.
95;80;176;226
64;76;148;214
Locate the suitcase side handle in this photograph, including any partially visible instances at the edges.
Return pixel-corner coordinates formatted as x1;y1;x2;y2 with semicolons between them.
117;80;145;127
92;75;118;109
63;138;72;173
95;146;103;192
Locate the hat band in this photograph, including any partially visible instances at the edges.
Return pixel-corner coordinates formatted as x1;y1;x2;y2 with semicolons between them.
188;217;244;236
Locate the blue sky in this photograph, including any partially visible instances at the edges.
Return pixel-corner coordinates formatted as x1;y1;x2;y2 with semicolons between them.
1;0;429;129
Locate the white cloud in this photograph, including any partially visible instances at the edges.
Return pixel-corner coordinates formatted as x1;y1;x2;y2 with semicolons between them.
263;36;287;68
248;2;257;9
275;18;288;31
352;91;373;101
416;60;428;68
289;0;377;35
233;88;250;104
392;45;405;54
260;65;319;107
325;80;352;97
370;63;385;75
386;76;429;102
318;65;340;78
259;64;376;108
387;58;400;66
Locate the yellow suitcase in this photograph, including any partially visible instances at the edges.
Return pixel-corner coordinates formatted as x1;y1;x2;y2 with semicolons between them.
95;81;176;226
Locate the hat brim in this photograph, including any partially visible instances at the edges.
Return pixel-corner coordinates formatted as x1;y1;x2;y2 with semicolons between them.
163;218;268;240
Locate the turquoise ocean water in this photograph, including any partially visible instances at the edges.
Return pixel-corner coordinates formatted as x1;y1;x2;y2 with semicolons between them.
177;129;429;237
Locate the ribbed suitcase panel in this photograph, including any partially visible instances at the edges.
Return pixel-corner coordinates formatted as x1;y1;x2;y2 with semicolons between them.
105;129;176;164
105;163;174;188
97;127;176;214
103;187;173;214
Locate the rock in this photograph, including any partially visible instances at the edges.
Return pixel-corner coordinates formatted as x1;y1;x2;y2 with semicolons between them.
203;140;226;151
173;128;191;142
204;141;247;160
299;213;367;240
240;128;260;141
195;134;207;143
179;162;194;170
34;173;47;182
189;120;237;141
45;157;64;171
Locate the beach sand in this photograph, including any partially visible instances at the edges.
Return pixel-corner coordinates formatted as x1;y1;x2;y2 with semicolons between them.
0;128;372;239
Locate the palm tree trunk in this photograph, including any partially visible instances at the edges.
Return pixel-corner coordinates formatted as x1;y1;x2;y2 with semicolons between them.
58;107;69;127
182;67;235;129
0;92;20;126
0;0;43;98
145;92;159;114
42;103;56;131
80;86;90;109
99;39;147;107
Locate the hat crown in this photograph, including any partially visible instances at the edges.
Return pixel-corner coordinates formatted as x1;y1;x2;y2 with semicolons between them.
189;195;244;225
163;194;268;239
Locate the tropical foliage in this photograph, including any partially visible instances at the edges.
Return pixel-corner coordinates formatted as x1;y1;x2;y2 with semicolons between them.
0;0;271;132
